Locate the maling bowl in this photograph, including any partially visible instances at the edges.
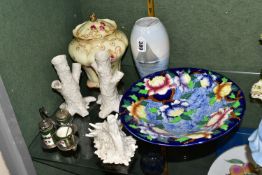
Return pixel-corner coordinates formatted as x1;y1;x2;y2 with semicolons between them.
119;68;246;147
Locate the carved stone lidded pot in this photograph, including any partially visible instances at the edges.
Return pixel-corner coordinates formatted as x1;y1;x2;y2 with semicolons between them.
68;13;128;88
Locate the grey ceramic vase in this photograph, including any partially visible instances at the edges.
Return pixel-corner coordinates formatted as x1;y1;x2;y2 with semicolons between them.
130;17;170;78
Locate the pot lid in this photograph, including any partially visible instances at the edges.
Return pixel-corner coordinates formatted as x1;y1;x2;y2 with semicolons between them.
72;13;117;40
55;109;72;122
39;118;54;131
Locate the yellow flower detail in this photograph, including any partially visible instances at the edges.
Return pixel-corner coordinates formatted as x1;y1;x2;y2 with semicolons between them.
148;76;166;87
127;101;147;120
168;108;184;117
181;73;191;84
213;82;232;101
186;131;212;139
200;78;209;88
144;74;173;96
152;127;169;134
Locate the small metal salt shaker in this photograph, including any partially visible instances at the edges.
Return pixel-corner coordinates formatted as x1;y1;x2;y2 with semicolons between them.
39;107;56;149
55;109;73;126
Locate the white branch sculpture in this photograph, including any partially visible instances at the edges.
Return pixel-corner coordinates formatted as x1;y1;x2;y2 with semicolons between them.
51;55;96;117
86;114;137;166
91;51;124;119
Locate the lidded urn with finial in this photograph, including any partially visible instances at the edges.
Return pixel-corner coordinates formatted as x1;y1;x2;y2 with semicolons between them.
68;13;128;88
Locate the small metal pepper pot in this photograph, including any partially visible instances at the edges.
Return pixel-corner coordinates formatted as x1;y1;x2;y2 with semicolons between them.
54;109;73;126
54;108;79;151
53;125;79;151
39;107;57;149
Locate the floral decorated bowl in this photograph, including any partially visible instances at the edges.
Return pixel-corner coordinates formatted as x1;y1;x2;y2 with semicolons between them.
119;68;246;147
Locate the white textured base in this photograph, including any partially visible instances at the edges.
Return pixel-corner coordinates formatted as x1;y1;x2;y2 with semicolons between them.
87;114;138;166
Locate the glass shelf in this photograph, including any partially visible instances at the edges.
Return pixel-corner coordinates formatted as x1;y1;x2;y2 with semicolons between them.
29;110;143;175
29;65;258;174
30;126;254;175
29;93;219;174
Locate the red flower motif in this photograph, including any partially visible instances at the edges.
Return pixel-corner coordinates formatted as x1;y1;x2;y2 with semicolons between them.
205;107;233;130
90;25;97;30
109;54;116;62
144;74;174;96
229;165;245;175
99;25;105;31
229;163;257;175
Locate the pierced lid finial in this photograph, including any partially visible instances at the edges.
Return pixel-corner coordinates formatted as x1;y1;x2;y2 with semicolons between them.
90;13;97;22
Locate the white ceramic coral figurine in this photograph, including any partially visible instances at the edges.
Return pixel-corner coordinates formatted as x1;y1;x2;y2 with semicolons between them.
251;79;262;100
249;79;262;166
86;114;137;166
248;120;262;167
91;51;123;119
68;13;128;88
51;55;96;117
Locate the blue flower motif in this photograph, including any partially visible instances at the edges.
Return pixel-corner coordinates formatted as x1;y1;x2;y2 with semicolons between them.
139;125;159;139
194;73;216;89
144;100;163;123
185;88;228;129
173;71;191;92
159;100;189;120
163;122;195;137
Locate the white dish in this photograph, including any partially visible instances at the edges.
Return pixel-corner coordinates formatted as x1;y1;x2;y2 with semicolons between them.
208;145;256;175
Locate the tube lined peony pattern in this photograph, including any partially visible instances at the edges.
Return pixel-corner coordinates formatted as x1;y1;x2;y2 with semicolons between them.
119;68;246;146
